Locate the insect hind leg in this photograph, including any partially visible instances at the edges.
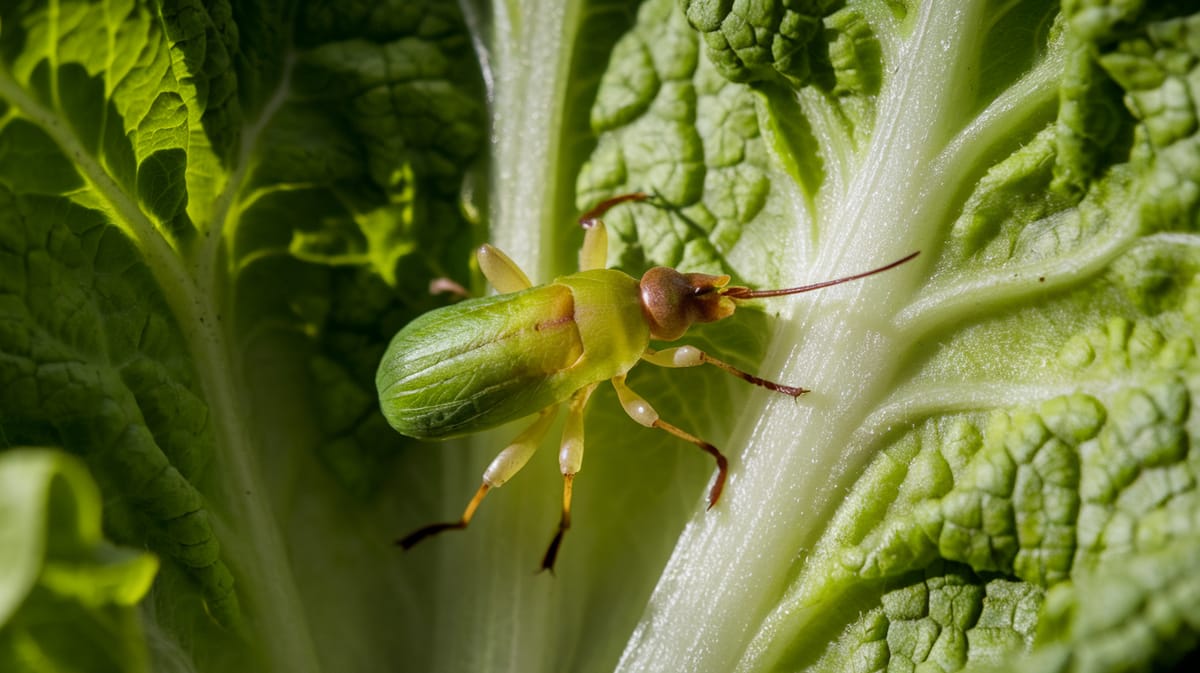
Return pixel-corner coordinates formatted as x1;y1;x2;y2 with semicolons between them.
541;473;575;572
541;383;598;572
397;408;556;550
396;482;490;549
610;374;729;509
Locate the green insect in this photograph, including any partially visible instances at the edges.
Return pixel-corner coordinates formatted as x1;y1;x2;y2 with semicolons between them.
376;193;918;570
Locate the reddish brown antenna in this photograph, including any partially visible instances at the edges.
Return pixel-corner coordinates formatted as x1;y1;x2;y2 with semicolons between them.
722;252;920;300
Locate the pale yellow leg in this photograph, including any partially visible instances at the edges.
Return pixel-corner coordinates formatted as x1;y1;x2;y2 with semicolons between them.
397;408;557;550
611;374;729;509
477;243;533;293
483;408;558;487
577;192;649;271
578;218;608;271
542;383;598;571
558;383;598;475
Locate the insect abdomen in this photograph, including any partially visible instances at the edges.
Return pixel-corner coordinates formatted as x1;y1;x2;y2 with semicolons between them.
376;285;584;439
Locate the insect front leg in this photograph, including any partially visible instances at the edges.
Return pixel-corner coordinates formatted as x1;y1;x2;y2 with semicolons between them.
578;215;608;272
476;244;534;293
642;346;809;397
578;192;651;271
397;408;557;550
542;382;599;572
610;373;729;509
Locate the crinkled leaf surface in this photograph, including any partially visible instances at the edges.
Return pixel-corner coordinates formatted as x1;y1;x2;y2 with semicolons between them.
1;0;486;671
1;0;1199;672
588;1;1200;672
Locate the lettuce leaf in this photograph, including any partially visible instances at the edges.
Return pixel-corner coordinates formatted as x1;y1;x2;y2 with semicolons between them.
0;448;158;673
1;0;1198;672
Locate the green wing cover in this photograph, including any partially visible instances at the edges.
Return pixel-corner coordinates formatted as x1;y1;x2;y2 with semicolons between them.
376;285;585;438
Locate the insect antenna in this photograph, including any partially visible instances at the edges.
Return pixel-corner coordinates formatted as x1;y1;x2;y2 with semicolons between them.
723;251;920;300
578;192;649;227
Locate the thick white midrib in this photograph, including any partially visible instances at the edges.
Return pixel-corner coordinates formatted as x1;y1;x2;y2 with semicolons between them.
486;0;573;279
617;4;985;672
730;36;1129;673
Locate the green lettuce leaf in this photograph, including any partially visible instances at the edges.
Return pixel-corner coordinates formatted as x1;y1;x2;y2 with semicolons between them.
587;2;1200;672
0;0;484;670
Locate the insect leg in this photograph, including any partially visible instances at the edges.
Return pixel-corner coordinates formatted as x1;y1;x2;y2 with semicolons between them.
642;346;809;397
542;383;598;572
578;215;608;272
578;193;650;271
476;243;533;293
610;374;729;509
397;408;557;550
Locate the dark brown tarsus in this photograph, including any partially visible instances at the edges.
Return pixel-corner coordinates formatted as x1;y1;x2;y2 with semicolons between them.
698;354;809;398
396;522;466;549
652;419;728;509
540;474;576;573
396;482;490;549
